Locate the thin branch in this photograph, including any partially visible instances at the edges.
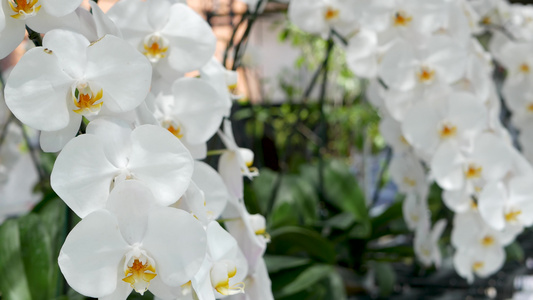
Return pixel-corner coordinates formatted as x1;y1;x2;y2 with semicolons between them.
223;11;249;68
231;0;265;71
266;34;335;216
317;36;334;199
371;147;392;206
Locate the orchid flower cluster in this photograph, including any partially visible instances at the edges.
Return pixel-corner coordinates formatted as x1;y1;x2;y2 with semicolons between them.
0;0;273;299
289;0;533;283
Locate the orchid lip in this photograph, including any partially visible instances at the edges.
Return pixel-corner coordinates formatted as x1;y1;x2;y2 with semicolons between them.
9;0;41;20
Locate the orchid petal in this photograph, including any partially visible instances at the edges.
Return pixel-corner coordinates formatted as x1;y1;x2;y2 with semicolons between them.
5;48;72;131
127;125;194;205
39;112;82;153
142;207;207;286
162;3;216;72
85;35;152;113
51;134;119;218
106;180;155;245
58;210;129;298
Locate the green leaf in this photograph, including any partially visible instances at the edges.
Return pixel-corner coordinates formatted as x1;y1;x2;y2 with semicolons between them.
371;200;403;230
326;269;347;300
273;175;319;227
269;226;336;264
0;219;32;300
324;212;355;230
18;214;53;300
265;255;311;273
38;198;68;296
270;202;299;228
370;261;396;297
506;241;524;263
275;264;334;297
322;160;371;237
252;168;279;215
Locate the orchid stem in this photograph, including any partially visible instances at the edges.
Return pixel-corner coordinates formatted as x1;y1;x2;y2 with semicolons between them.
230;0;265;71
267;34;335;216
317;35;334;200
207;149;227;156
371;147;392;206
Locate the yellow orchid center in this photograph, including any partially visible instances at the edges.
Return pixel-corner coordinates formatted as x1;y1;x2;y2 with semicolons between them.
527;103;533;112
123;259;157;295
393;11;413;27
505;210;522;222
324;7;340;21
481;235;495;247
417;66;436;83
72;83;103;116
8;0;41;19
473;261;484;271
181;281;192;296
400;135;410;146
211;262;245;296
403;177;416;187
410;213;419;223
520;63;530;73
163;121;184;139
167;124;183;139
439;123;457;139
470;200;478;210
143;34;169;64
465;164;482;179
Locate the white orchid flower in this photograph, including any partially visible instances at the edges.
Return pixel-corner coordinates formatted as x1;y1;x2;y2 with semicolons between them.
223;200;268;273
51;118;193;218
402;192;429;231
378;112;411;155
288;0;362;38
402;92;487;155
107;0;216;74
75;1;121;42
442;188;478;213
199;57;238;116
389;153;428;196
226;258;274;300
496;40;533;85
478;177;533;231
58;180;207;299
153;222;248;300
431;132;513;192
451;211;517;283
370;0;450;39
379;36;467;92
414;218;447;268
345;28;379;79
0;0;82;58
192;161;231;222
4;29;152;152
218;120;258;199
174;161;231;225
153;77;227;159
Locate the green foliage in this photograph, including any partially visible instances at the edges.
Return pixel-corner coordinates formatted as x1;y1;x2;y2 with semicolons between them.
0;198;65;300
370;261;397;297
242;158;412;298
